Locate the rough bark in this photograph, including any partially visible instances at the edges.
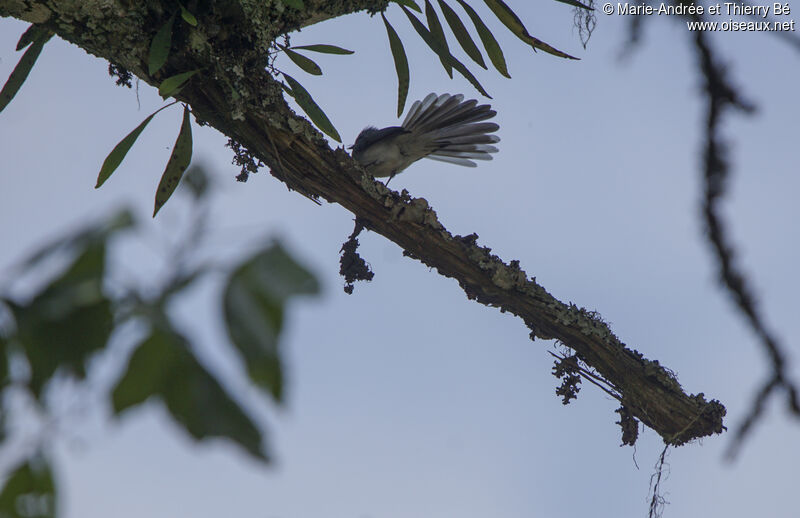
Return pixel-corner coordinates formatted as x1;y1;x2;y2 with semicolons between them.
0;0;725;445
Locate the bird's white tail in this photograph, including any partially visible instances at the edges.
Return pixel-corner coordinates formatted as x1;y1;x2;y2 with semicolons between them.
402;93;500;167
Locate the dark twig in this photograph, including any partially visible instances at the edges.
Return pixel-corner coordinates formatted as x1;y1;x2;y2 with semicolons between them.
692;22;799;458
648;445;670;518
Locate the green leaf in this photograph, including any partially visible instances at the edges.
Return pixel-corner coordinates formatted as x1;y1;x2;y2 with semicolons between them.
0;455;56;518
157;266;207;306
154;106;193;217
392;0;422;12
401;6;490;97
158;69;201;98
482;0;577;59
179;3;198;25
281;73;341;142
0;31;52;114
19;209;134;272
438;0;486;69
290;44;354;55
456;0;510;77
424;0;452;78
281;0;305;8
223;243;319;402
382;14;410;118
9;242;113;398
0;321;9;390
281;46;323;76
181;164;211;199
15;24;48;51
148;13;176;75
554;0;593;10
96;102;177;188
112;326;268;462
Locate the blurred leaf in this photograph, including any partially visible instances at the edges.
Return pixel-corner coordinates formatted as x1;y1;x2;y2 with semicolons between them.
392;0;422;12
179;3;198;25
290;44;354;55
382;13;410;117
20;209;134;272
281;73;341;142
281;0;305;8
9;242;113;398
482;0;577;59
281;46;323;76
157;266;206;305
456;0;510;77
425;0;453;78
148;13;176;75
154;106;193;217
112;326;268;462
0;320;9;390
96;103;177;188
223;242;319;403
181;164;210;199
15;25;48;51
555;0;593;9
438;0;486;69
0;455;55;518
401;6;490;97
0;30;52;114
158;69;201;98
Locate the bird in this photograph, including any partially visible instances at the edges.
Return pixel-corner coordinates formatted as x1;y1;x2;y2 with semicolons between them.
350;93;500;181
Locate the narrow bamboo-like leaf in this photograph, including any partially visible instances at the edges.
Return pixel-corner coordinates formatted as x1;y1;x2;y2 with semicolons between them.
15;24;47;51
112;326;268;462
483;0;577;59
281;46;323;75
281;0;305;8
402;6;449;75
401;6;490;97
438;0;486;69
158;69;201;98
382;13;410;117
281;73;341;142
554;0;593;10
154;106;193;217
449;53;491;97
290;44;354;55
424;0;452;78
0;31;52;114
456;0;509;77
0;456;56;518
392;0;422;12
148;13;176;75
179;4;198;26
96;102;177;188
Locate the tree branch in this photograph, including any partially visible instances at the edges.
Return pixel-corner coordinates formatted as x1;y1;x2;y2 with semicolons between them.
0;0;725;445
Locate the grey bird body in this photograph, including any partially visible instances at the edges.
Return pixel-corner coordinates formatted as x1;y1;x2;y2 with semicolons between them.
351;93;500;179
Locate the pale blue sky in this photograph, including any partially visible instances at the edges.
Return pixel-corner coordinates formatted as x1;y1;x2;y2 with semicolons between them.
1;2;798;517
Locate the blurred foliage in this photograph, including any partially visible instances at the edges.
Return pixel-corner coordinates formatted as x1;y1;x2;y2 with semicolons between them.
0;455;55;518
0;166;319;515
